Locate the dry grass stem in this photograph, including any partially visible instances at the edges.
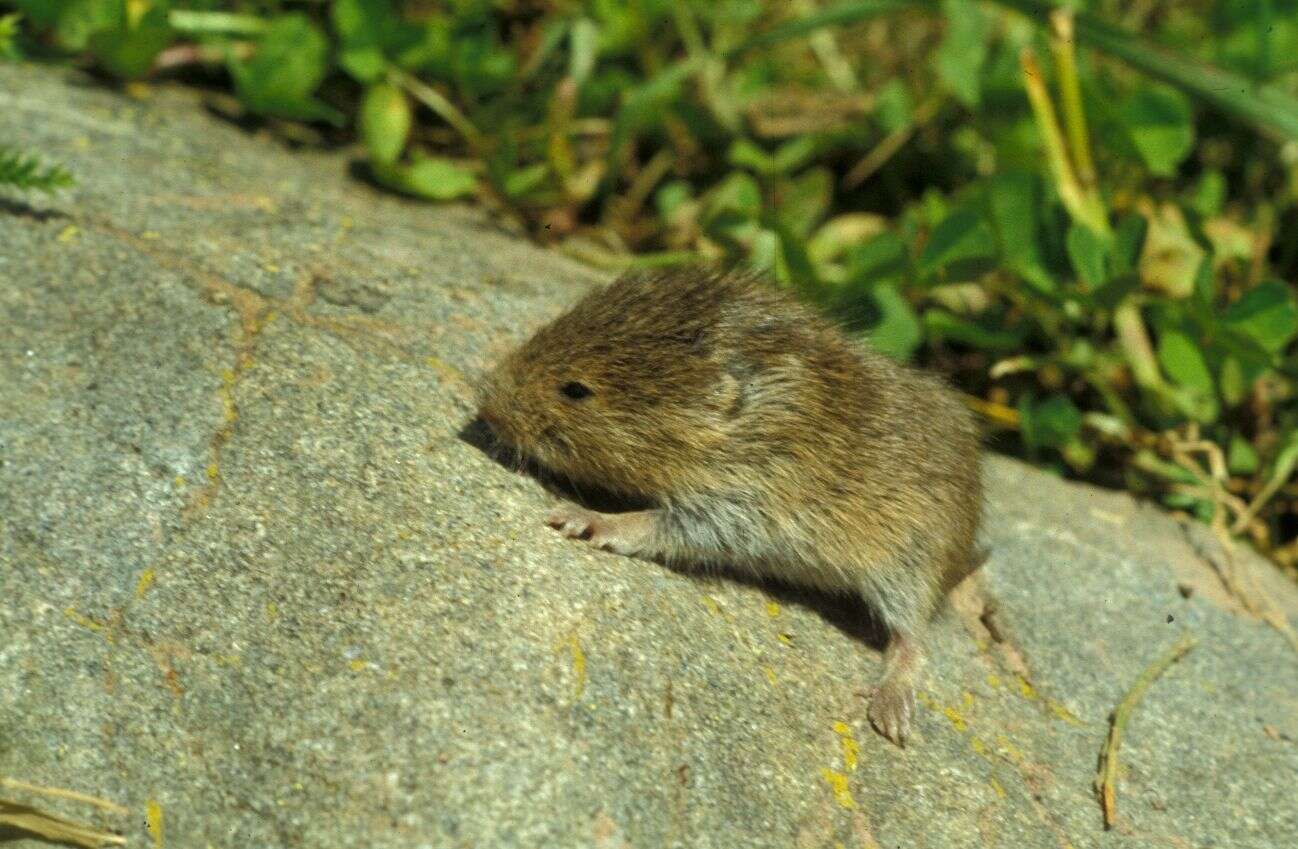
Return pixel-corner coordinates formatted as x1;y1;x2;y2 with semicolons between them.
1094;633;1196;829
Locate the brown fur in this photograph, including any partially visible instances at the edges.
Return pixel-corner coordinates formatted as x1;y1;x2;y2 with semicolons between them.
478;267;983;745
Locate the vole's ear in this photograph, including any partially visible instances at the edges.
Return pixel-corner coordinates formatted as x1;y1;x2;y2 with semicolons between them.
688;326;708;354
718;360;755;419
666;325;710;356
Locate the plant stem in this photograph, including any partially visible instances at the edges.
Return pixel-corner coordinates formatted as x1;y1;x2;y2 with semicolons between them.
793;0;858;92
1048;10;1097;197
1094;633;1196;828
843;94;941;188
1113;300;1164;391
388;68;484;154
1020;48;1108;236
0;779;128;816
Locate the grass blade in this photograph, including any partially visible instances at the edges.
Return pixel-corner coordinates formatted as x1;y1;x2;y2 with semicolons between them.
989;0;1298;141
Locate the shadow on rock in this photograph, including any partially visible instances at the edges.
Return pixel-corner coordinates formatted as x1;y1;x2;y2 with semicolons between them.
0;198;69;222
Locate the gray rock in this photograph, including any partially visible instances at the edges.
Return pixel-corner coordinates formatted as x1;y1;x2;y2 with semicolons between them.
2;64;1295;849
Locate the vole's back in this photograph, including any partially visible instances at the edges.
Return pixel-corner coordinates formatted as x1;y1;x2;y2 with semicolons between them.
650;271;981;590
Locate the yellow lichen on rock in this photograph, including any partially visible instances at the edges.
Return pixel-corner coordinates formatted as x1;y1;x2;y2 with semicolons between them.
820;768;855;810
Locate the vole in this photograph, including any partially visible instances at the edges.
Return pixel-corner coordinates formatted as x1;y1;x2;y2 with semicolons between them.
477;267;983;746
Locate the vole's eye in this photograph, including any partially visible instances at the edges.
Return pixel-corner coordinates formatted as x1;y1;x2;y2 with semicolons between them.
560;381;593;401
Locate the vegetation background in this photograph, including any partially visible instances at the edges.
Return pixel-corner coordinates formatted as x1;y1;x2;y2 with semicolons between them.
4;0;1298;578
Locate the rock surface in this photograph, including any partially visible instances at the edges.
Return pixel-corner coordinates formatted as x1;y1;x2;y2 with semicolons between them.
2;64;1296;849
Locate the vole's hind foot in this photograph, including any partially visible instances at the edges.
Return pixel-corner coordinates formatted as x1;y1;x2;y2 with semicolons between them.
545;505;654;556
868;680;915;747
866;629;923;747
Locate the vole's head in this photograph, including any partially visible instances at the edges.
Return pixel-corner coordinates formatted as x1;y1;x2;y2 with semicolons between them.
477;271;742;494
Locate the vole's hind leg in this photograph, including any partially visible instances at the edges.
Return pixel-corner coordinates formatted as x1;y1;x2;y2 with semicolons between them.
546;505;657;557
868;630;924;747
858;564;934;747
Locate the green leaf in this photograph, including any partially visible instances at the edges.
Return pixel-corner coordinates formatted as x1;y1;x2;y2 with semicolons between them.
772;225;819;289
1162;491;1215;521
728;137;817;177
360;82;411;166
918;207;997;277
1189;170;1226;217
772;167;832;239
1157;328;1218;422
1062;438;1097;472
1065;224;1109;291
728;139;776;174
923;309;1025;351
935;0;991;107
91;17;172;79
230;14;341;123
568;17;599;86
1264;429;1298;497
654;180;693;219
54;0;115;50
1222;280;1298;354
749;228;780;277
847;232;908;284
1021;393;1083;450
1090;272;1140;311
340;46;386;82
986;171;1053;293
332;0;393;43
1218;356;1247;407
10;1;58;30
332;0;420;81
1122;85;1194;176
808;214;887;265
166;9;268;37
705;171;762;223
402;157;476;200
865;283;921;361
771;136;819;174
0;12;21;60
502;163;550;198
56;0;173;79
374;157;476;201
1108;213;1148;278
875;79;912;134
392;16;449;75
0;146;74;192
1227;433;1259;475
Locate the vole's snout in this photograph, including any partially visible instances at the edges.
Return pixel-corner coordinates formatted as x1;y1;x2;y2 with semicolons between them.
477;380;547;459
474;372;510;435
477;401;516;448
477;406;502;439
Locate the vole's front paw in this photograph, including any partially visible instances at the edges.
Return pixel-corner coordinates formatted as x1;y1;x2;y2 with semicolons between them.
545;506;650;556
547;505;600;540
868;681;915;748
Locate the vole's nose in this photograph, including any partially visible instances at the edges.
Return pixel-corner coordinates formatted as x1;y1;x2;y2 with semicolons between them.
477;404;514;446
